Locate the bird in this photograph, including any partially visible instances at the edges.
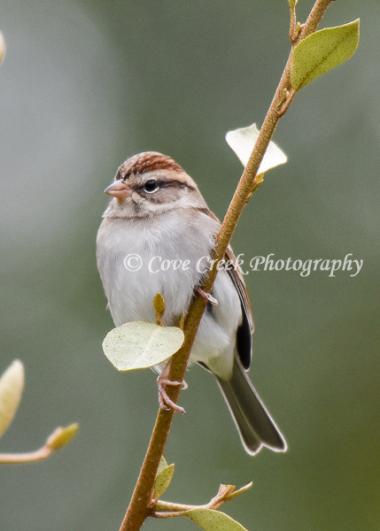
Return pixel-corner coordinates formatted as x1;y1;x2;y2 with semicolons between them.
96;151;287;455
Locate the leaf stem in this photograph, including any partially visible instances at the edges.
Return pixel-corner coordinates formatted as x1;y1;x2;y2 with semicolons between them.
119;2;333;529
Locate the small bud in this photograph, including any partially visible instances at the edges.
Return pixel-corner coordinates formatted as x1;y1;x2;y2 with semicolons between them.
153;293;166;324
255;174;265;185
46;423;79;450
225;481;254;501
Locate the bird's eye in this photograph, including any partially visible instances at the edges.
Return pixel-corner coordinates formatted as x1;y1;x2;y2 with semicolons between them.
143;179;159;193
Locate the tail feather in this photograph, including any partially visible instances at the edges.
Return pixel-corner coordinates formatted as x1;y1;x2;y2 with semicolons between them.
217;361;287;455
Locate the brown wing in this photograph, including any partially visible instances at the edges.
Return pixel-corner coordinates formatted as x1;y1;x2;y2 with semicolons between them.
199;208;255;370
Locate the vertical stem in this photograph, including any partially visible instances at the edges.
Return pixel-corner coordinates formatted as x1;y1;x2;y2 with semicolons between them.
119;1;333;529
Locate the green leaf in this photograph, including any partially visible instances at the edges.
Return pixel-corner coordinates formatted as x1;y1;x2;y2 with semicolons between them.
291;19;360;91
185;509;248;531
0;360;24;438
153;461;175;499
102;321;184;372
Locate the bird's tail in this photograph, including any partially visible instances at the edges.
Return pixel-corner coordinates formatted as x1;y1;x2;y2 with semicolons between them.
217;361;287;455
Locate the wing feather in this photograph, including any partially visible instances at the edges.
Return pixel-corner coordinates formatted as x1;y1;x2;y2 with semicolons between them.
198;208;255;370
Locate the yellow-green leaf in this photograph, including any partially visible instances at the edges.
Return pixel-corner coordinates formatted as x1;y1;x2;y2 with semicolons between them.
157;455;169;475
46;423;79;450
291;19;360;91
0;360;24;438
102;321;184;372
185;508;248;531
0;32;5;64
153;462;175;498
288;0;298;9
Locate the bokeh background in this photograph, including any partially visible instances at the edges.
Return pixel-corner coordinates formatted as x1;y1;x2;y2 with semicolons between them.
0;1;379;530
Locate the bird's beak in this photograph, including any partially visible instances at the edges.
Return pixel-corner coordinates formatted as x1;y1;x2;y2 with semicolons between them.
104;180;130;200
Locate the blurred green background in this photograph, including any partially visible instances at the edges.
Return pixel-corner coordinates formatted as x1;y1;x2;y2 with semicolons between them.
0;1;379;530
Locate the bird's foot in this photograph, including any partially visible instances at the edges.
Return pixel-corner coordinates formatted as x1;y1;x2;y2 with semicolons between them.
157;375;187;414
196;287;219;306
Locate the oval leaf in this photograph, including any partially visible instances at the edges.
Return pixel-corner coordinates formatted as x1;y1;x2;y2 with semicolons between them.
226;123;287;174
0;360;24;438
185;509;248;531
102;321;184;372
153;462;175;499
0;32;5;64
291;19;360;91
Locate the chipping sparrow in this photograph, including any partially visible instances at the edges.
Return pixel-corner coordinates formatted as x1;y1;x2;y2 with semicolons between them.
96;151;287;455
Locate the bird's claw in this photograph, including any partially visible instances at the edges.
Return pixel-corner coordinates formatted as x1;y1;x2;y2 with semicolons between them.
196;287;219;306
157;376;187;414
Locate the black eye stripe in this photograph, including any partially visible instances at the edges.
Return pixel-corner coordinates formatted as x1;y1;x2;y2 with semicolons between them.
136;179;194;193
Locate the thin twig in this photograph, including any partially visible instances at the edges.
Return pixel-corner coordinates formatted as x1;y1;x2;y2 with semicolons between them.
119;1;333;529
0;447;52;464
150;483;247;519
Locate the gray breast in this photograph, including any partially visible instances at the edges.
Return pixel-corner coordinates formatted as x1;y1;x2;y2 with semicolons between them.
97;210;217;325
